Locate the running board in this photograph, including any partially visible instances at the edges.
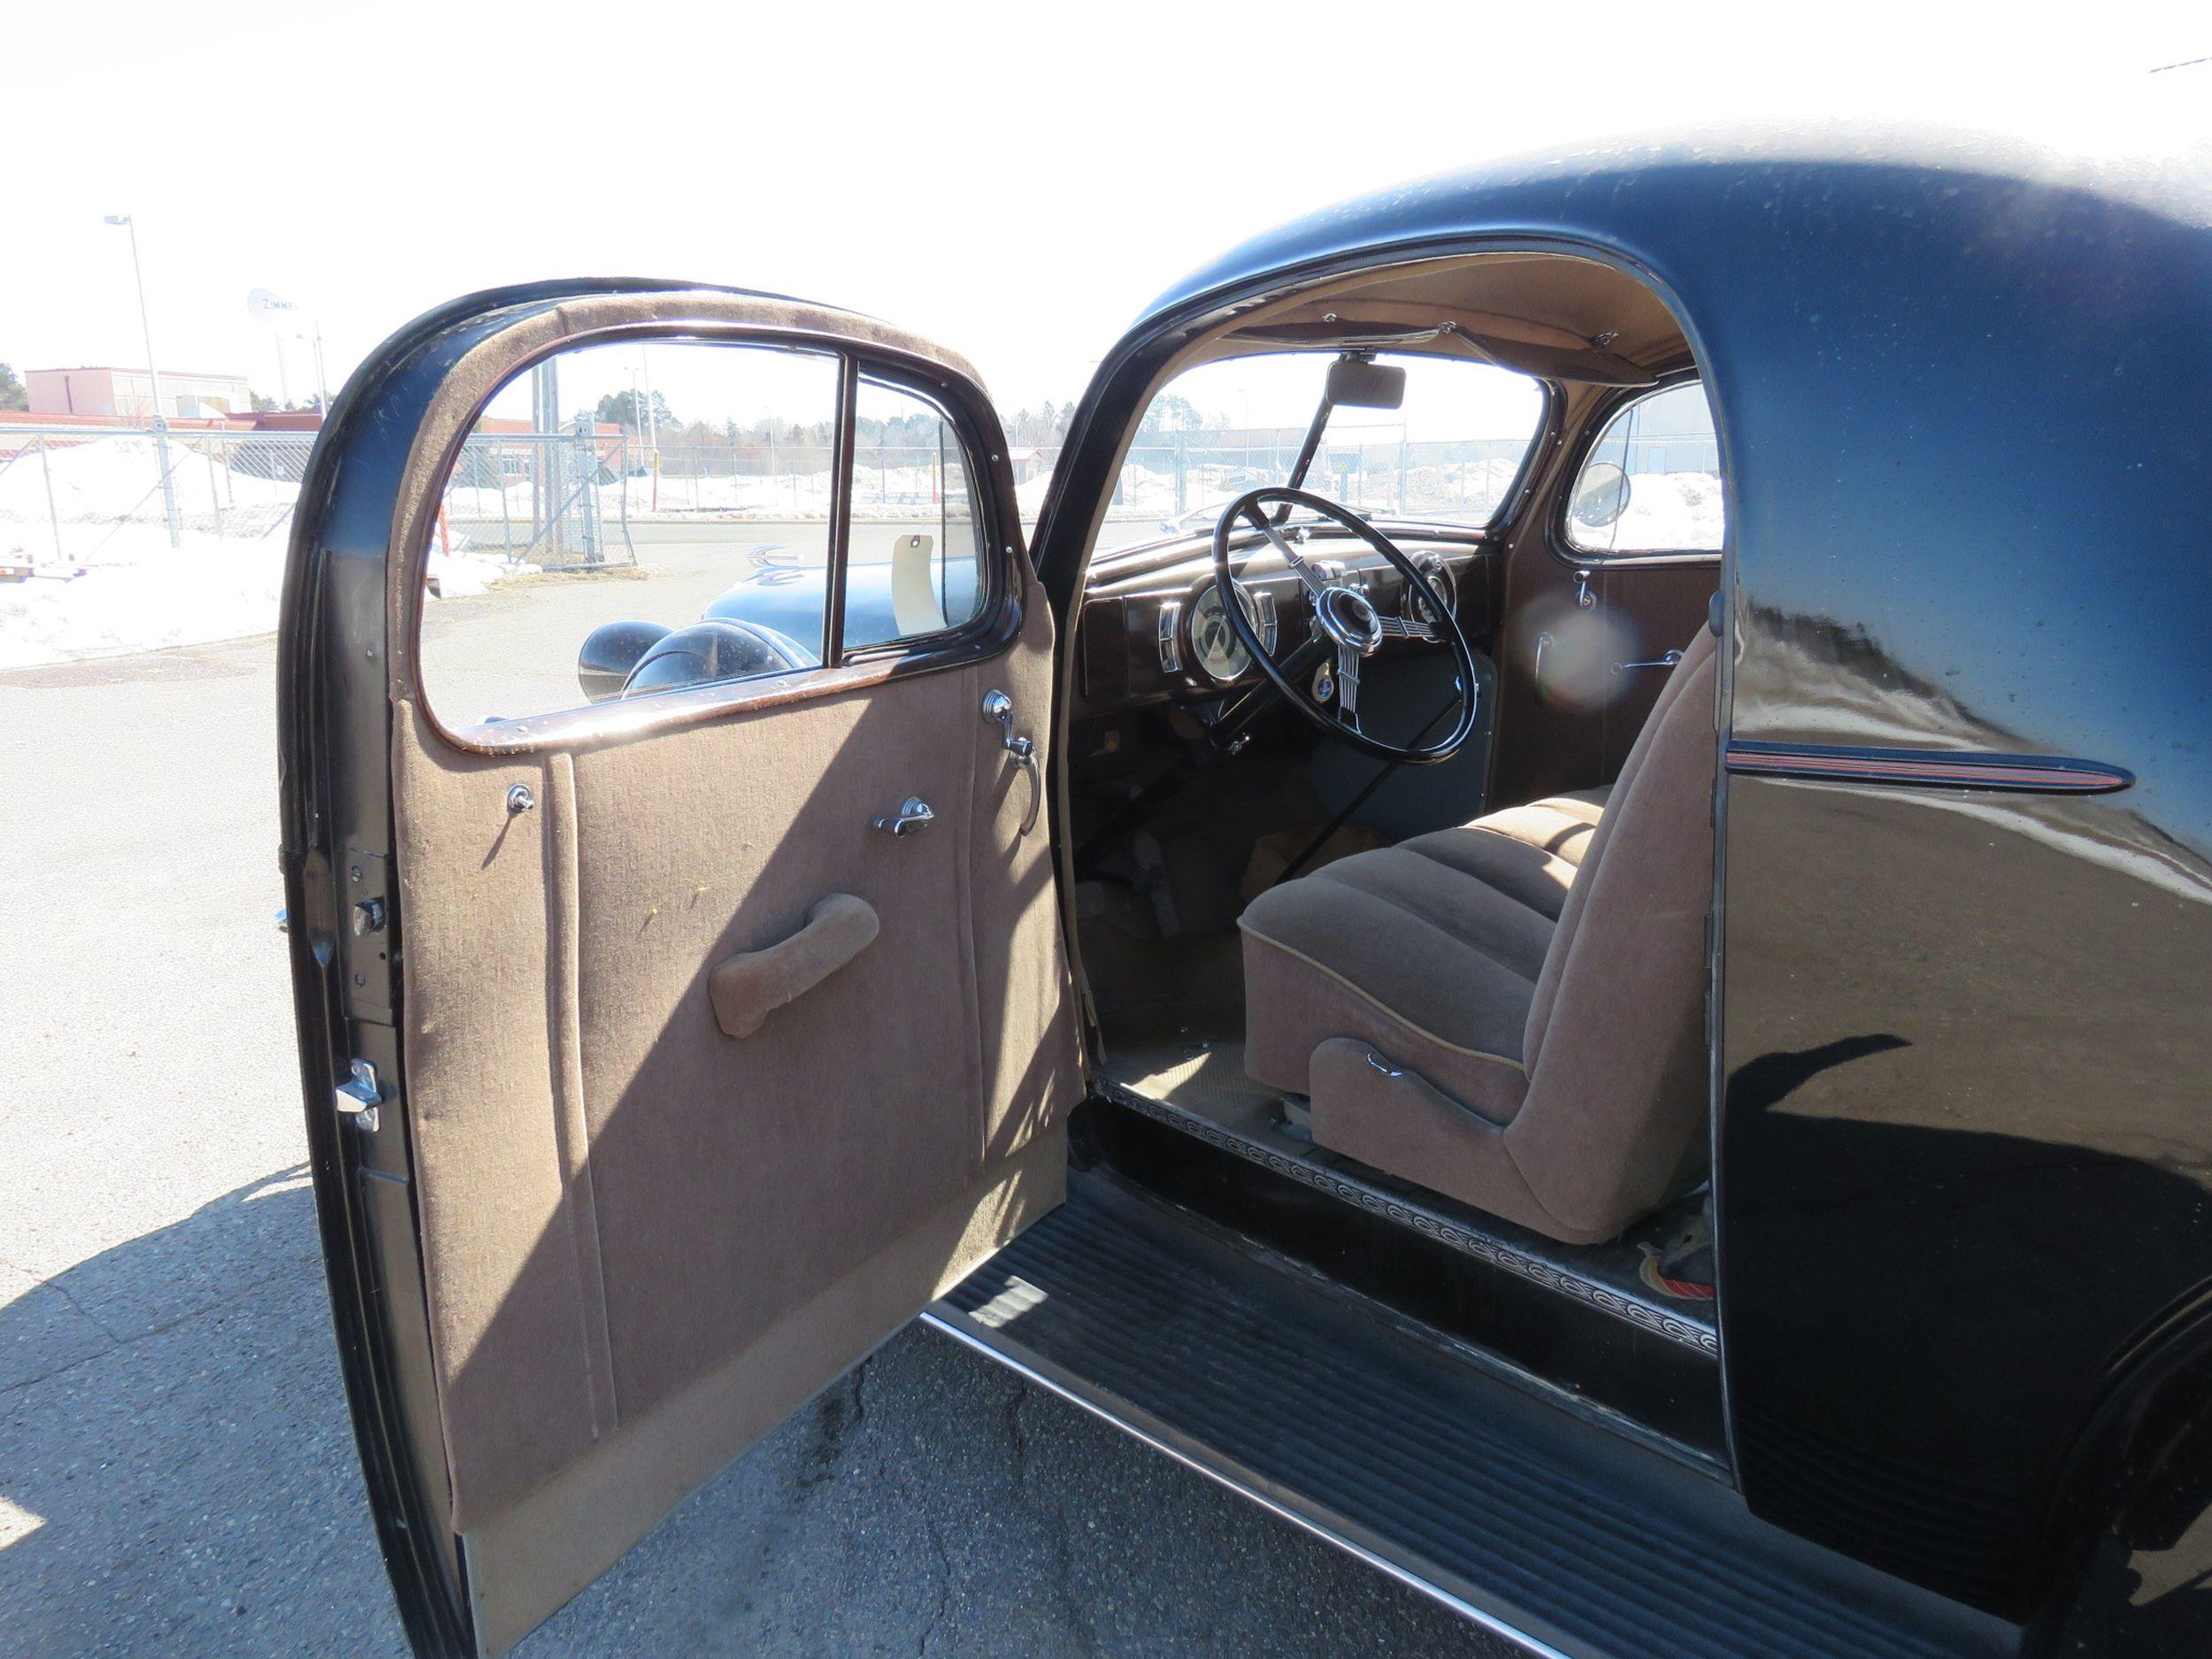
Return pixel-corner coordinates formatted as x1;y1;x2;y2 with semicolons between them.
928;1173;2020;1659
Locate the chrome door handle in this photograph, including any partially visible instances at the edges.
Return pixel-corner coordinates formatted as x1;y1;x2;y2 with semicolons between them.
982;689;1041;835
1613;649;1684;675
872;795;934;838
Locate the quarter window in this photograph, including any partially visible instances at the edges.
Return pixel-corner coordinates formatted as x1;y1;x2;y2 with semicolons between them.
847;378;988;649
1563;380;1724;557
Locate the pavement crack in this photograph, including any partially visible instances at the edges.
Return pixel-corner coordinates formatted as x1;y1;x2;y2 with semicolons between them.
914;1507;953;1659
798;1361;870;1491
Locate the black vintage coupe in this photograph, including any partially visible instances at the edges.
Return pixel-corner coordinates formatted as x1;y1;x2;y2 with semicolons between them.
279;125;2212;1657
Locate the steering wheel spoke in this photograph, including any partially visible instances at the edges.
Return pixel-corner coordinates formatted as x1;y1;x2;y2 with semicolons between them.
1333;641;1363;733
1240;502;1334;597
1211;486;1479;766
1376;613;1439;644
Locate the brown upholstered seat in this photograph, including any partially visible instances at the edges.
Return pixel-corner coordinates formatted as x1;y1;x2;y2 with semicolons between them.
1238;626;1718;1244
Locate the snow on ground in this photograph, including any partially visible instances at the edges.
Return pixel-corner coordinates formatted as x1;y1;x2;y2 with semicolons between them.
0;433;301;534
1586;471;1724;553
0;521;532;669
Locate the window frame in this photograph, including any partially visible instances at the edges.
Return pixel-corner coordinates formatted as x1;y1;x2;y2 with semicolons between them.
840;369;1001;664
406;320;1022;755
1548;373;1724;568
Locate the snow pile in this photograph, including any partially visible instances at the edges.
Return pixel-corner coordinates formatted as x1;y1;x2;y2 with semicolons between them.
0;521;533;668
1602;471;1724;552
427;547;538;599
0;434;302;534
0;529;289;667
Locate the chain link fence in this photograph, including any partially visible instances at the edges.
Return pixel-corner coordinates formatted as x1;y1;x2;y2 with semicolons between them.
0;425;315;565
4;416;1686;569
437;426;638;571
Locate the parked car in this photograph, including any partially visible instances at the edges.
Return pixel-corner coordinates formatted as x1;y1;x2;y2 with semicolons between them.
279;125;2212;1658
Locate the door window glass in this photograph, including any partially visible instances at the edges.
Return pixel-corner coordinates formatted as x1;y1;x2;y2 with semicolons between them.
1563;380;1724;557
415;341;995;733
846;378;988;649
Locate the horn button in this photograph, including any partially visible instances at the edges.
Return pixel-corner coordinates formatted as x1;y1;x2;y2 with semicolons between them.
1315;583;1385;655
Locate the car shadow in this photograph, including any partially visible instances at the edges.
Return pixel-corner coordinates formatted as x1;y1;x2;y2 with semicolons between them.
0;1165;411;1659
1;1165;1512;1659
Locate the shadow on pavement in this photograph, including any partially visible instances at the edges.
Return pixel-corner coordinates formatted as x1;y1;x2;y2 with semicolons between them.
1;1166;1509;1659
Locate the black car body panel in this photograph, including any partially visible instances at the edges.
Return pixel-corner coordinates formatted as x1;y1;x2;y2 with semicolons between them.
1023;127;2212;1617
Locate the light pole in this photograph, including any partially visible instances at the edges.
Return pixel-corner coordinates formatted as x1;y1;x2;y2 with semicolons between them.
103;214;182;548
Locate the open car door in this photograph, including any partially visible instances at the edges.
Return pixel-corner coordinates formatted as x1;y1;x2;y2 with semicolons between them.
277;282;1082;1656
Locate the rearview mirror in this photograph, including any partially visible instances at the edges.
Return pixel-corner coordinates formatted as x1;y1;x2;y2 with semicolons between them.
1325;356;1406;410
1569;461;1631;530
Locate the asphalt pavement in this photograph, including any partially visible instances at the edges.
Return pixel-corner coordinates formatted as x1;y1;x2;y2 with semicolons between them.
0;600;1511;1657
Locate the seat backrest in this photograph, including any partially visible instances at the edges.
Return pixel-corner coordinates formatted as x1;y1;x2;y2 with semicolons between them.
1506;625;1719;1236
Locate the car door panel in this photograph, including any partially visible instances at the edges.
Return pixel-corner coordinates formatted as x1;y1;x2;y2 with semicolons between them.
283;284;1080;1656
399;591;1075;1656
1597;560;1721;775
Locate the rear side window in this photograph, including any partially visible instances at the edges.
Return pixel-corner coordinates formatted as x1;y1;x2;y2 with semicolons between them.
1563;380;1723;557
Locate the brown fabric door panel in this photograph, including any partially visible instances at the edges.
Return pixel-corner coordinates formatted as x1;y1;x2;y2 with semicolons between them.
391;581;1078;1643
1596;562;1718;778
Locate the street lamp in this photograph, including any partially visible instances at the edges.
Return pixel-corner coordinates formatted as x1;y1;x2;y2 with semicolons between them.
103;213;182;548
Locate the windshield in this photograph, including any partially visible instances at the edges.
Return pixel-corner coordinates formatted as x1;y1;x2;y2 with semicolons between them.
1079;350;1544;550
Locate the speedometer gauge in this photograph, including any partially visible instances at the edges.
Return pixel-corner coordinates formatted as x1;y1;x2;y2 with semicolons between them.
1188;583;1276;684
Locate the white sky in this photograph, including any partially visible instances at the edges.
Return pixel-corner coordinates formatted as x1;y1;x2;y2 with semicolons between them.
5;2;2205;417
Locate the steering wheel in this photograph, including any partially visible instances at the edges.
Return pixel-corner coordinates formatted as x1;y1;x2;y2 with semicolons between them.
1210;487;1480;764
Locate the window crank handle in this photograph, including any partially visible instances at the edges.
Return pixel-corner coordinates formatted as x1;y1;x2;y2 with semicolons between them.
982;689;1042;835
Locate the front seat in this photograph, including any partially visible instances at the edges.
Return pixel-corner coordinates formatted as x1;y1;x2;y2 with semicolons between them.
1238;623;1718;1245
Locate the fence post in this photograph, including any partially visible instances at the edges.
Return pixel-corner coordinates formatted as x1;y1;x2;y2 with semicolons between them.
1174;432;1188;516
37;437;64;563
150;419;183;549
207;442;226;540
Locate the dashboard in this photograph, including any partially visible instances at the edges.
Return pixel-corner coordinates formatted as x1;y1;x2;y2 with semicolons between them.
1071;525;1492;718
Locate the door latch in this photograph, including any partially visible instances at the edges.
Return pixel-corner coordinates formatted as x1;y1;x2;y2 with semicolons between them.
334;1058;382;1133
982;689;1041;835
872;796;935;838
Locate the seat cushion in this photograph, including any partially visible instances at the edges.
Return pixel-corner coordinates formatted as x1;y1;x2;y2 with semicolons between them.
1239;833;1555;1123
1455;787;1609;880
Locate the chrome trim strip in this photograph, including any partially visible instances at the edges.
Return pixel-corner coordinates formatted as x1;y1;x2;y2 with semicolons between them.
1102;1081;1719;1356
1725;741;2132;795
919;1308;1580;1659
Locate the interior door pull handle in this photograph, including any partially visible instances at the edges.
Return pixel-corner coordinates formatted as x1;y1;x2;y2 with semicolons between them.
1613;649;1684;675
982;689;1042;835
710;893;880;1039
872;796;934;838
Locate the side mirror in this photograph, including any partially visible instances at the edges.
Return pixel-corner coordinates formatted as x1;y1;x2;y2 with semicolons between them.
1325;356;1406;411
577;618;672;703
1570;461;1631;530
